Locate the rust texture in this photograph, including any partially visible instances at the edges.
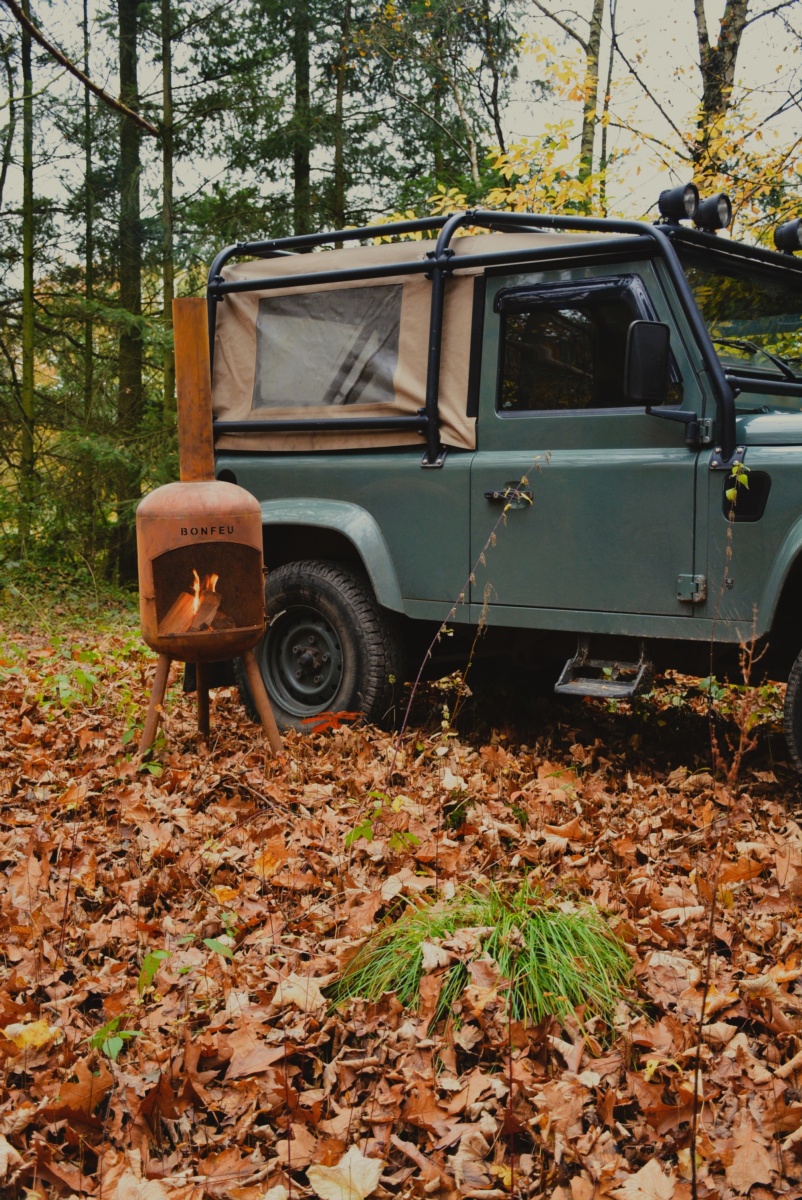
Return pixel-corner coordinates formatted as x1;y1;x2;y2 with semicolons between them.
174;296;216;484
137;480;265;661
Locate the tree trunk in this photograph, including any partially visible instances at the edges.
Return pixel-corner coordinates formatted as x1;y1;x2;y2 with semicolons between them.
481;0;506;153
162;0;175;418
19;0;34;550
578;0;604;203
116;0;143;583
83;0;94;426
598;0;616;217
693;0;749;176
292;0;312;236
433;84;444;182
449;74;480;189
333;0;350;234
82;0;96;554
0;40;17;210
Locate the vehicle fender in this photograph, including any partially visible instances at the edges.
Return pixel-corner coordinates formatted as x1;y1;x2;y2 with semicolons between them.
758;515;802;635
260;499;404;613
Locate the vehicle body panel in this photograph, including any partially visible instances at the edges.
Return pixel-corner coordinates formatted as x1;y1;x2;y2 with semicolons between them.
469;259;707;619
215;449;473;612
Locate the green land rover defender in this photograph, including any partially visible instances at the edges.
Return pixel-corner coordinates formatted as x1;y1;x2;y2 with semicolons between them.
205;190;802;770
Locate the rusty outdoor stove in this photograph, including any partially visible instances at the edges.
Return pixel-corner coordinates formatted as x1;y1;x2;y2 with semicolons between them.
136;298;281;756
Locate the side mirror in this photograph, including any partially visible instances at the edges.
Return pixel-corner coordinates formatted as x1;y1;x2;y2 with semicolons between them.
625;320;671;406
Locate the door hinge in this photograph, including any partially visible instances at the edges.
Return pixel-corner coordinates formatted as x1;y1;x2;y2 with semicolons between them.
697;418;714;446
677;574;707;604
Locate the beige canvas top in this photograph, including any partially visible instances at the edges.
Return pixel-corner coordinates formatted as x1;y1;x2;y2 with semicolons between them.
211;230;601;453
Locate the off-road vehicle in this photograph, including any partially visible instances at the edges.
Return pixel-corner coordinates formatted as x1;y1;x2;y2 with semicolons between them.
205;191;802;769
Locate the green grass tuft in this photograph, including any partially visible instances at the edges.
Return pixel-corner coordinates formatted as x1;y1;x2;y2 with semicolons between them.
330;879;632;1030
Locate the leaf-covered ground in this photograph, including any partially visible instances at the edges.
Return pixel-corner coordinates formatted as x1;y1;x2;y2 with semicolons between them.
1;606;802;1200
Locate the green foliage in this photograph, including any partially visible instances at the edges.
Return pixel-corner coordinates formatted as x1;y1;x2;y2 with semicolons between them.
202;938;235;960
330;879;632;1029
137;949;171;995
87;1015;143;1061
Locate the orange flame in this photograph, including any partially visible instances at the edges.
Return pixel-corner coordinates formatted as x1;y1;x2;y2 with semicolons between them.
191;570;219;617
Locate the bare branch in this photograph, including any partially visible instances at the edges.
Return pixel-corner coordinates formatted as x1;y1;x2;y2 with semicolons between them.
374;44;473;162
0;0;159;137
387;81;472;162
613;42;693;155
531;0;588;52
742;0;797;28
607;119;690;160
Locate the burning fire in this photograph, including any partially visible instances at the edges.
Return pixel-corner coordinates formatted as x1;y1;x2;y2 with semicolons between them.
160;568;226;636
192;569;219;617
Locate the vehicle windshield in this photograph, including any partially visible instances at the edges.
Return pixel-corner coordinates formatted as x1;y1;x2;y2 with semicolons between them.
678;249;802;383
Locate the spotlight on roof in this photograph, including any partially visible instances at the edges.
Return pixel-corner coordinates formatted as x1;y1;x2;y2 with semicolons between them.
775;218;802;255
658;183;699;224
695;193;731;233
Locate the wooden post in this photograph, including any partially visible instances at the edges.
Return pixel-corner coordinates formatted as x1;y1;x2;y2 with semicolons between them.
139;653;172;755
173;296;215;483
242;648;283;755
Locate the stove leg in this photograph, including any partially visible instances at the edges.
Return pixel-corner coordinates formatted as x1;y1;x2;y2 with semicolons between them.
139;653;172;756
196;662;210;740
242;648;282;755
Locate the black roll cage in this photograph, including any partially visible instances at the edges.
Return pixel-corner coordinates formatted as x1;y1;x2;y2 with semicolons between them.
206;208;802;466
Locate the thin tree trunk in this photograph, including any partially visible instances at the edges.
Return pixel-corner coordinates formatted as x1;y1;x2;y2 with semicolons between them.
433;83;444;181
449;74;480;189
332;0;350;234
481;0;505;152
82;0;95;555
292;0;311;236
162;0;175;417
598;0;616;217
83;0;93;426
19;0;34;550
116;0;143;583
0;39;17;209
578;0;604;203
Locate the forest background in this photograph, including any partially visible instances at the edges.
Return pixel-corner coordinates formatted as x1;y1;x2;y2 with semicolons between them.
0;0;801;587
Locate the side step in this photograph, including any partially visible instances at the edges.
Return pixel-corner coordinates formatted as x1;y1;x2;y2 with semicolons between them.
555;637;654;700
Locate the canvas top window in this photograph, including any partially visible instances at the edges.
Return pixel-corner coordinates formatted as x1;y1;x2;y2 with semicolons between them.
495;275;681;413
252;284;402;410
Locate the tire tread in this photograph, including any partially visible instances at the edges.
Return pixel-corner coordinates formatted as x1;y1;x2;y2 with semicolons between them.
784;649;802;775
236;559;405;731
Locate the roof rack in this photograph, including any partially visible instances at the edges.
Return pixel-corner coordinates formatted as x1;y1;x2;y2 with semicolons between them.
208;209;739;465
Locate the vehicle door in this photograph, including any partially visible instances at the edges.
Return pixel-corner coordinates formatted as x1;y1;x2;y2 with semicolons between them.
679;246;802;639
469;257;707;628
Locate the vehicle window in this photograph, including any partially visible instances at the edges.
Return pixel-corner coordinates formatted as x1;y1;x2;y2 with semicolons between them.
498;293;644;412
252;283;402;409
679;252;802;381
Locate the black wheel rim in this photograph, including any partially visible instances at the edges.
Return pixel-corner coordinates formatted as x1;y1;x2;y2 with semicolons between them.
262;605;344;717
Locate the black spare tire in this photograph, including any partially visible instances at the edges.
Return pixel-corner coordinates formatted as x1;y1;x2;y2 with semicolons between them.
784;648;802;775
236;560;405;731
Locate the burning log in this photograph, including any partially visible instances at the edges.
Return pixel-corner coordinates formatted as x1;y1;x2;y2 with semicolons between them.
159;571;223;635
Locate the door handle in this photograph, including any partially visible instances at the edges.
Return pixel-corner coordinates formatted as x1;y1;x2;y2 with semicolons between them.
484;483;533;508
